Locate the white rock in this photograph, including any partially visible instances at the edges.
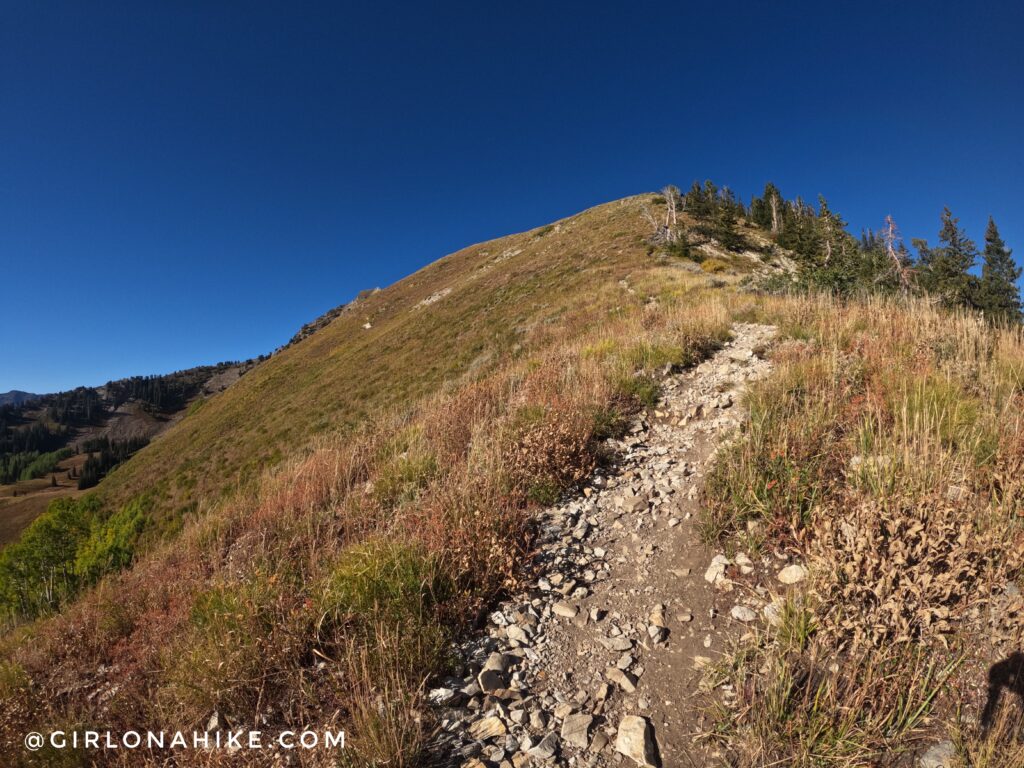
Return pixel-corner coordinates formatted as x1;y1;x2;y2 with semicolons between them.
427;687;455;706
614;715;659;767
777;564;808;585
704;554;730;584
552;601;579;619
606;667;637;693
730;605;757;623
919;740;955;768
762;600;784;627
506;625;530;644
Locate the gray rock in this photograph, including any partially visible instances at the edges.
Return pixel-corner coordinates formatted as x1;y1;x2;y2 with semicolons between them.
528;732;560;760
730;605;757;623
478;669;508;693
482;652;511;672
560;713;593;749
919;740;955;768
600;636;633;652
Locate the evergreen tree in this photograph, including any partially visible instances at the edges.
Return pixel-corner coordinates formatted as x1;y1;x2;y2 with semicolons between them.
684;181;710;219
749;194;769;229
702;179;718;206
714;201;744;251
916;208;979;308
978;217;1022;323
664;229;693;260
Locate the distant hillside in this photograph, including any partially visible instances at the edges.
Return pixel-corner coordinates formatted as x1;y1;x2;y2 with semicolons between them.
0;391;38;407
0;361;256;543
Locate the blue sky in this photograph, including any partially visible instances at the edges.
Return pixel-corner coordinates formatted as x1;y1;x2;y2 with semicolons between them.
2;1;1022;393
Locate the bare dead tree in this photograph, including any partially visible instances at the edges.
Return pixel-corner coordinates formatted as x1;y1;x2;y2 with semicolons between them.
641;187;682;247
641;204;662;236
769;191;780;234
661;186;679;241
884;215;914;292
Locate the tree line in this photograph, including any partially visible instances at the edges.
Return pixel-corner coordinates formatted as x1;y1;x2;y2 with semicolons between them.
0;360;250;489
77;436;150;490
654;181;1021;323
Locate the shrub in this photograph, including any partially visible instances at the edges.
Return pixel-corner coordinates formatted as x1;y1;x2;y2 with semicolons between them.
18;448;72;482
317;540;450;629
701;257;729;273
74;497;150;585
0;497;98;622
617;373;661;408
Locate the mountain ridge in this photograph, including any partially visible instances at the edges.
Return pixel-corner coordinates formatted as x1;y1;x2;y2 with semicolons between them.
0;391;39;408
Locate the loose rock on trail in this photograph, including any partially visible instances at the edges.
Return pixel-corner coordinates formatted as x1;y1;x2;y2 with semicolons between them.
431;323;779;767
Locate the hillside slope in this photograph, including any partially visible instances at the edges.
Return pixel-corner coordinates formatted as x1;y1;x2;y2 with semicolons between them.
0;191;776;764
95;195;757;534
4;191;1022;767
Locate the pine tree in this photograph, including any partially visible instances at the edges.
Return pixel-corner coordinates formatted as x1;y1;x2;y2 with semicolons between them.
811;197;855;291
916;208;979;308
714;203;744;251
979;217;1021;323
684;181;710;219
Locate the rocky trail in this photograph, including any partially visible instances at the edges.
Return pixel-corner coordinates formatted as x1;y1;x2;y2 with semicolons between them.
429;323;798;768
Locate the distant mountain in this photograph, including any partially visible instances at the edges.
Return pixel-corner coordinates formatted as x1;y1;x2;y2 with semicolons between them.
0;361;258;531
0;391;39;407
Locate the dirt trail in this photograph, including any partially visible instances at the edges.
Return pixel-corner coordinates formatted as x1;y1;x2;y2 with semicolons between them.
431;323;778;767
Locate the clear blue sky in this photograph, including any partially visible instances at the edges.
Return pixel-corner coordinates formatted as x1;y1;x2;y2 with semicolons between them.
2;1;1022;393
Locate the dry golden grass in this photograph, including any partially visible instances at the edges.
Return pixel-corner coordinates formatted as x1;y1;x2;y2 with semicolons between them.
92;196;670;537
0;273;746;764
704;294;1024;766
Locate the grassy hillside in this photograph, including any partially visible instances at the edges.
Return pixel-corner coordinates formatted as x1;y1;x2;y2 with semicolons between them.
4;194;779;628
0;193;775;765
3;189;1024;766
94;195;749;534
